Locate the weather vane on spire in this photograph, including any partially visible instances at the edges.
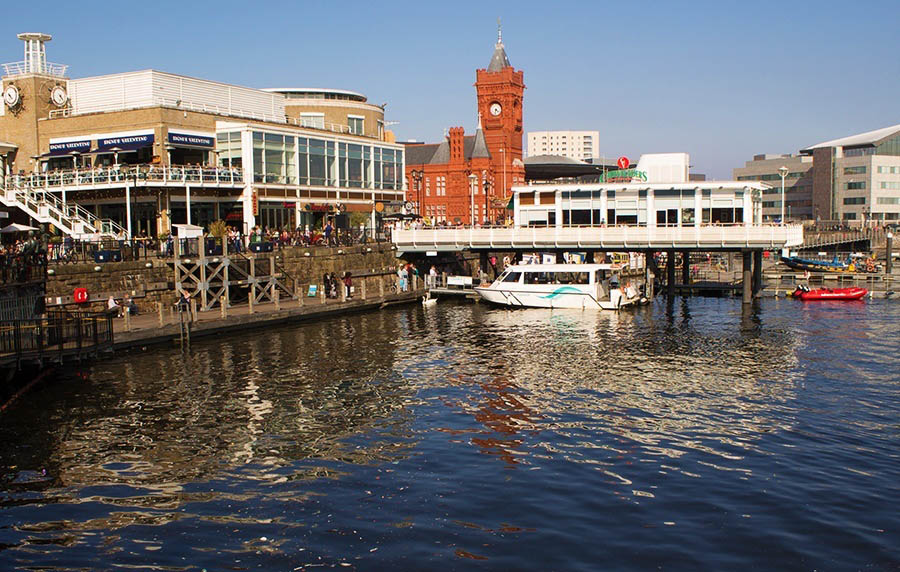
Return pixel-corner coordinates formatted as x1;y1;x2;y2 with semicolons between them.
497;18;502;43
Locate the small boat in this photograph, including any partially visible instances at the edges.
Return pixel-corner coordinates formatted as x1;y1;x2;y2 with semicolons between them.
792;285;867;301
474;263;644;310
781;256;854;273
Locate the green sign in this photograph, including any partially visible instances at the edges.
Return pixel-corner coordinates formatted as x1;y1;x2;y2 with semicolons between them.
600;169;648;183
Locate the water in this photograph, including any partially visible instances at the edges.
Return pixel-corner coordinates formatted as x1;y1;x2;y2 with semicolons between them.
0;297;897;570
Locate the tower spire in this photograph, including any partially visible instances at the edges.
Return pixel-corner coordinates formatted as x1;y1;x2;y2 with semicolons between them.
487;20;511;72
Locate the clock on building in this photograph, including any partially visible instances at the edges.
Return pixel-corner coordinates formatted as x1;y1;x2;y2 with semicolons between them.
3;85;20;108
50;85;68;107
489;102;502;116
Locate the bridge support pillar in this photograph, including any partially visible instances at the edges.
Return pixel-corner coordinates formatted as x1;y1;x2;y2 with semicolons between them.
752;250;763;296
666;249;676;299
742;251;752;304
886;233;893;275
681;250;691;285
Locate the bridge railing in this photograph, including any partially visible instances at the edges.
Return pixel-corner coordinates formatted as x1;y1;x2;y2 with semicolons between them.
394;224;804;251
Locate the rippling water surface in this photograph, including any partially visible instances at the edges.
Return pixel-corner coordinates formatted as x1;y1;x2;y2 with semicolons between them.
0;297;897;570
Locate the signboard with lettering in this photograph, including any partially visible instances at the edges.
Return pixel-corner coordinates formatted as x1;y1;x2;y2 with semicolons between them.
168;132;215;148
251;191;259;216
48;140;91;155
617;156;630;169
97;134;154;151
600;169;648;183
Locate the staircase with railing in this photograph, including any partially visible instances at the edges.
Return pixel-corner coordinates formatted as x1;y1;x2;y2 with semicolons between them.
0;181;124;238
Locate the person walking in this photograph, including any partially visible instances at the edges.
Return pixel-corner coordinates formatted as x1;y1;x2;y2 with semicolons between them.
343;272;353;299
323;273;332;299
329;272;338;299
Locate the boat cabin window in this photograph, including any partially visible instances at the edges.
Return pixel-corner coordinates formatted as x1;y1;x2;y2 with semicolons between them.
501;272;522;283
522;271;590;285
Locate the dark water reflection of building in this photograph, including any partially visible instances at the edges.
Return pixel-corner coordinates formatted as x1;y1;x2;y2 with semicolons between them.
416;302;802;472
0;310;418;507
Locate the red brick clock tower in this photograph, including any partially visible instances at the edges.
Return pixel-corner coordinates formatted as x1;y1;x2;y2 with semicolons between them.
475;23;525;201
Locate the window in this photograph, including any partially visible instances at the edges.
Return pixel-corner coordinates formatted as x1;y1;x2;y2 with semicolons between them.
502;272;521;283
880;182;900;190
843;197;866;205
844;166;866;175
844;147;875;157
877;197;900;205
348;116;364;135
845;181;866;190
300;113;325;129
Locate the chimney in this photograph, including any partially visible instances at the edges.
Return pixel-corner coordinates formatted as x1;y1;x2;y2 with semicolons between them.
448;127;465;164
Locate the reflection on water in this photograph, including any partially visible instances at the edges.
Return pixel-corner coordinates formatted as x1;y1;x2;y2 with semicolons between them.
0;297;897;570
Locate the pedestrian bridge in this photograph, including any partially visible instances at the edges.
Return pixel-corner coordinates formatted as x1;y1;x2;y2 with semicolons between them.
393;225;804;254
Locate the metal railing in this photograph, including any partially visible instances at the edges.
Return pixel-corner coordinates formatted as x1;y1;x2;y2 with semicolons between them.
393;224;805;251
2;185;125;237
0;252;47;285
0;310;113;368
5;165;245;190
2;60;68;77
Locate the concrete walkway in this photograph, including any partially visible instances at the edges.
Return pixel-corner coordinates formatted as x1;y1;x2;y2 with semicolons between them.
113;287;425;350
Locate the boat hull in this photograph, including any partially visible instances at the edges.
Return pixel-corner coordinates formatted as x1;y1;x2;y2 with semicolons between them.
781;256;851;273
474;286;630;310
792;287;867;301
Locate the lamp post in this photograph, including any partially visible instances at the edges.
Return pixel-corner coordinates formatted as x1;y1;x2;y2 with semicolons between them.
411;169;423;216
778;165;788;226
468;173;477;226
500;148;506;197
483;171;490;225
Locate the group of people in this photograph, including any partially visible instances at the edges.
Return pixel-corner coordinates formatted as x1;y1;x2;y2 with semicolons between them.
322;271;353;299
107;294;138;318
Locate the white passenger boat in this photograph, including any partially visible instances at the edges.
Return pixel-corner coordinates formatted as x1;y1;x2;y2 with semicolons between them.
474;264;643;310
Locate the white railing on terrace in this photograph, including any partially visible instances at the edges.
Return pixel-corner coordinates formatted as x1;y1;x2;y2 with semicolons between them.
5;165;244;189
2;60;67;77
393;224;805;251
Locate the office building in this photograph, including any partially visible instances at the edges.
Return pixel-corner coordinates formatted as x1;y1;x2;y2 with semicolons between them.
527;131;599;163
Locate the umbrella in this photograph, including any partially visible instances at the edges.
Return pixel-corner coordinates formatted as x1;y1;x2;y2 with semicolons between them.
0;223;39;233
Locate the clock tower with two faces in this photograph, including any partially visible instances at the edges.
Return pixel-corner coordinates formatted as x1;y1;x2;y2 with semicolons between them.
475;23;525;198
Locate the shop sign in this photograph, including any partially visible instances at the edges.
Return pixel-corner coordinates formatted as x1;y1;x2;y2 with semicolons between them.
617;156;630;169
305;203;331;212
48;140;91;154
168;132;215;148
97;134;154;150
282;202;296;208
251;191;259;216
600;169;648;183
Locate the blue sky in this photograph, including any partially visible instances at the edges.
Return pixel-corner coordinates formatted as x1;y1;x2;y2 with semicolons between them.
2;0;898;178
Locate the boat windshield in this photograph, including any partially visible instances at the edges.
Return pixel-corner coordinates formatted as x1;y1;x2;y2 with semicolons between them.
501;272;522;283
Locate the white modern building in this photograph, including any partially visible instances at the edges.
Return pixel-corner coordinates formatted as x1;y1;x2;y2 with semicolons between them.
527;131;599;162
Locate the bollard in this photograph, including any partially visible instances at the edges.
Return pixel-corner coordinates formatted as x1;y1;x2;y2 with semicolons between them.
220;296;227;318
248;285;254;314
190;299;198;322
298;285;305;306
341;279;347;302
361;279;367;300
379;277;385;297
321;283;326;304
124;309;131;332
158;302;164;327
412;273;418;291
274;289;280;310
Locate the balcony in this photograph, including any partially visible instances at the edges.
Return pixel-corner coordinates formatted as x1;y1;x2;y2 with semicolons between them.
5;165;245;190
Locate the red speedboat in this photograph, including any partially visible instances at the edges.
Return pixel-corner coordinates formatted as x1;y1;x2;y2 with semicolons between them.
792;286;867;301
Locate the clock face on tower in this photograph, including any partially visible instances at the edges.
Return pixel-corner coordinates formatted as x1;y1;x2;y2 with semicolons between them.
489;102;502;116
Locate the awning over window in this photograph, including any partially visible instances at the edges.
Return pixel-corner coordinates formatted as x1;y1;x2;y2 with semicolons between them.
0;141;16;154
95;134;154;153
44;139;92;157
167;132;214;149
